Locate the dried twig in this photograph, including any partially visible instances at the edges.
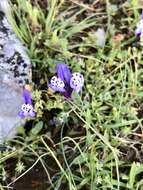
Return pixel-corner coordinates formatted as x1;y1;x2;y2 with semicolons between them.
69;0;95;11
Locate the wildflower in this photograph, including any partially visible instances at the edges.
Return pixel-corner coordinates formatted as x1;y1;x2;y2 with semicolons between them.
18;89;35;118
48;63;84;98
135;11;143;37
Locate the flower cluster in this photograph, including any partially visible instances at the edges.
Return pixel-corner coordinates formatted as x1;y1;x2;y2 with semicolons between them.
48;63;84;98
18;63;84;118
135;11;143;37
18;89;35;118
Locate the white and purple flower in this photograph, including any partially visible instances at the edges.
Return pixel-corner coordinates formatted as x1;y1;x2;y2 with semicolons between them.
70;72;84;93
135;11;143;37
48;63;84;98
18;89;35;118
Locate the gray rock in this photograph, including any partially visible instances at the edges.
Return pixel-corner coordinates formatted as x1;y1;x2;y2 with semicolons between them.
0;4;32;142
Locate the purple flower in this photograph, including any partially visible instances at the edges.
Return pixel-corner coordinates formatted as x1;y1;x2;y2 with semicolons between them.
135;11;143;37
22;89;32;104
57;63;72;84
18;89;35;118
48;63;84;98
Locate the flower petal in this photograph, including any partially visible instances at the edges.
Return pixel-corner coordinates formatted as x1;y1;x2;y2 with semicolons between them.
18;110;25;118
19;103;35;118
29;110;36;117
70;73;84;92
23;89;32;104
49;76;65;92
57;63;72;85
135;17;143;37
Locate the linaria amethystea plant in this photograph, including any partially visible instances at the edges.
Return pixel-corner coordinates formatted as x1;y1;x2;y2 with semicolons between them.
135;11;143;37
48;63;84;98
18;89;35;118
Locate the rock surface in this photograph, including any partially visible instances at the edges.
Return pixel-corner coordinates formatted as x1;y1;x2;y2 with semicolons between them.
0;7;32;142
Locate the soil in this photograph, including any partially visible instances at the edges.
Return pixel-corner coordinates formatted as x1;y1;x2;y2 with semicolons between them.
3;164;50;190
13;167;48;190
